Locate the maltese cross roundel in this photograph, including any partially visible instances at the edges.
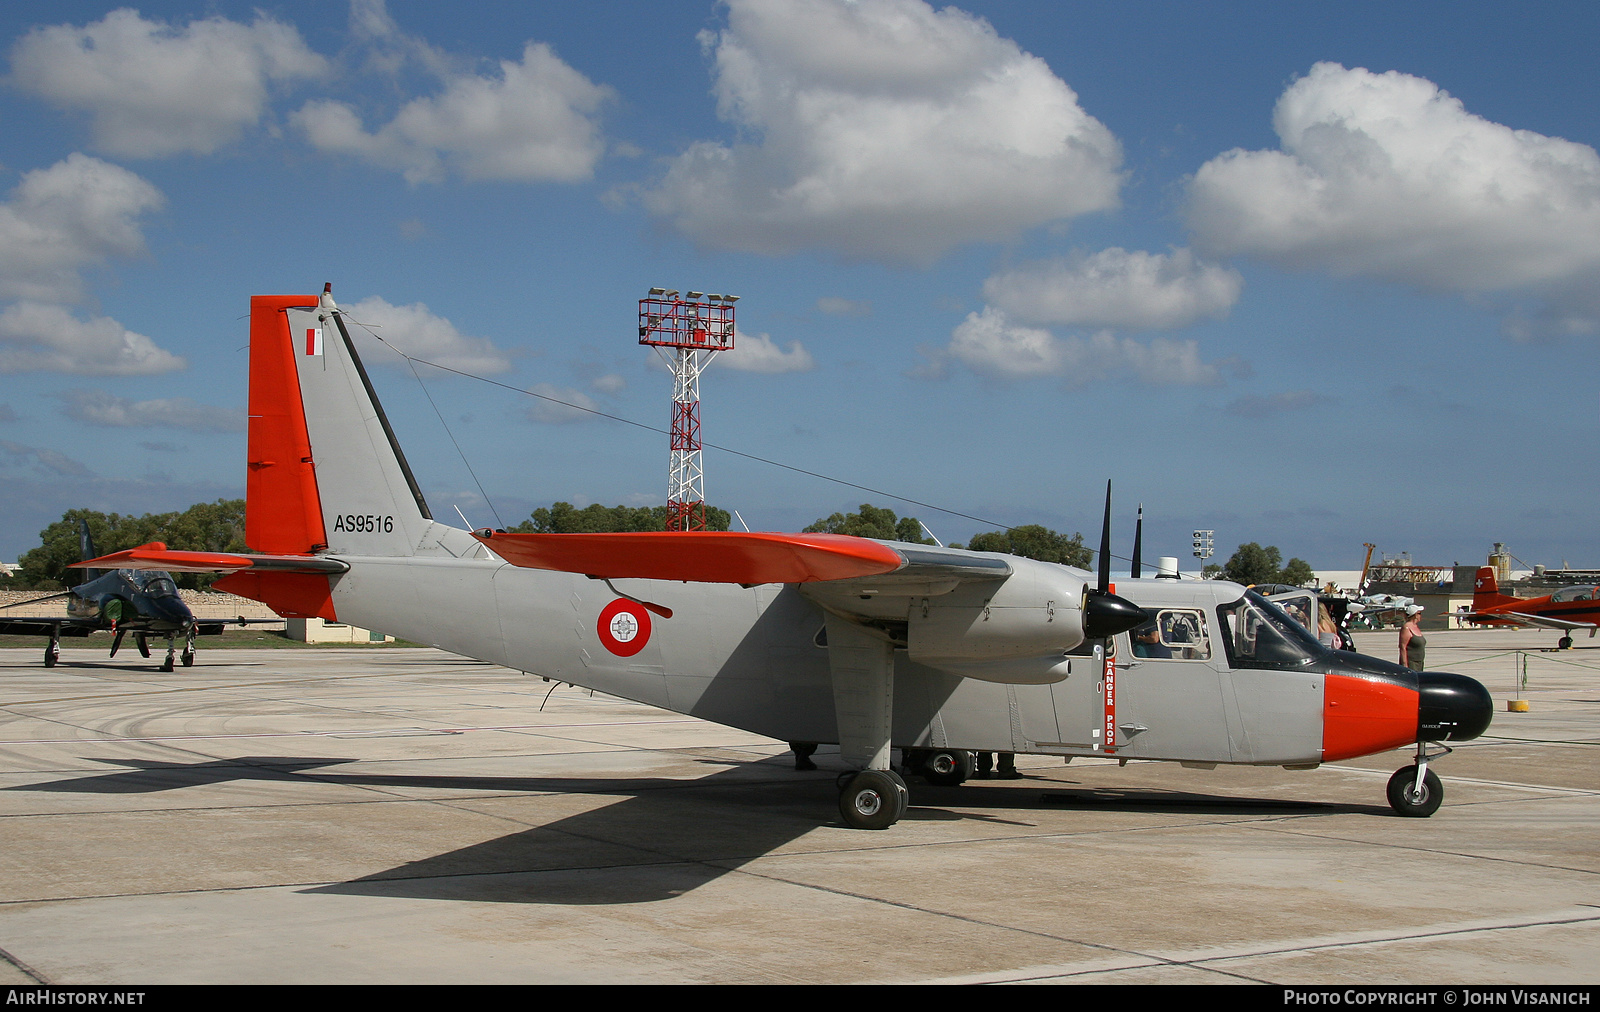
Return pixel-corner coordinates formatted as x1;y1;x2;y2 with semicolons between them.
597;598;651;657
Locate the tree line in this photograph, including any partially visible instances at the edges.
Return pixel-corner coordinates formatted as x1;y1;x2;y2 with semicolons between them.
14;500;249;591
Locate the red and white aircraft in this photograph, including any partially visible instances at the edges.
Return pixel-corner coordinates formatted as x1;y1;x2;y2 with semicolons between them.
1458;566;1600;648
75;285;1494;827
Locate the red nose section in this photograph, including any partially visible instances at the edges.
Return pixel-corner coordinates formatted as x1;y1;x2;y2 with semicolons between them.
1323;673;1419;761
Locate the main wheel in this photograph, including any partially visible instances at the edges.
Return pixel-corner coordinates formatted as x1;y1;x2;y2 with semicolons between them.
160;654;175;673
921;749;972;786
1386;765;1443;817
1559;635;1574;650
838;769;909;829
180;647;195;667
44;642;58;668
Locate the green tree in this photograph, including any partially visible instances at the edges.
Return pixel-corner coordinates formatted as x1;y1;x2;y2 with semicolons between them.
510;502;732;534
1280;557;1317;587
803;504;936;544
16;500;247;591
959;525;1091;567
1218;542;1315;586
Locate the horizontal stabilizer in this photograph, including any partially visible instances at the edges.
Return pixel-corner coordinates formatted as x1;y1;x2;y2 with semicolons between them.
473;530;909;584
70;542;350;575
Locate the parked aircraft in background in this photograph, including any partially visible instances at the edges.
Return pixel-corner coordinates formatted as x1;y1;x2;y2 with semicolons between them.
76;285;1493;827
0;521;244;669
1458;566;1600;648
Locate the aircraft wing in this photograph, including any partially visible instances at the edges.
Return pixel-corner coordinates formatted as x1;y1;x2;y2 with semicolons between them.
1458;610;1599;632
0;619;95;637
471;530;1012;589
71;543;351;575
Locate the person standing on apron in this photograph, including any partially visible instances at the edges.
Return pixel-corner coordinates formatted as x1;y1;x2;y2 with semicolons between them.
1399;605;1427;670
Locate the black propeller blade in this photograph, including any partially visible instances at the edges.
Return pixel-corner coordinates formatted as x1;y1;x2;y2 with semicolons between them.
1083;480;1148;639
1098;481;1112;594
1131;504;1143;580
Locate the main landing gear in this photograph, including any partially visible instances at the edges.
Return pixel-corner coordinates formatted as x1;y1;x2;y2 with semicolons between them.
903;748;973;787
837;769;909;830
1387;741;1450;818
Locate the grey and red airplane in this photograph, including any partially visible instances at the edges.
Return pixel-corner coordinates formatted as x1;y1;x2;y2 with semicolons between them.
1458;566;1600;648
73;284;1494;827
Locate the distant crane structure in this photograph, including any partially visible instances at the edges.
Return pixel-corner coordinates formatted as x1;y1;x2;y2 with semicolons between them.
639;288;738;531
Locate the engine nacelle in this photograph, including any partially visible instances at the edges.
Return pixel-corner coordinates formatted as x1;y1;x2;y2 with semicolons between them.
907;557;1090;682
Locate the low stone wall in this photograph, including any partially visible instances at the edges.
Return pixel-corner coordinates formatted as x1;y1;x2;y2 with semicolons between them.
0;588;281;623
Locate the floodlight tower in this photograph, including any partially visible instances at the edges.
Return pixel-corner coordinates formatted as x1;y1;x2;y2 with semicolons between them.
639;287;738;531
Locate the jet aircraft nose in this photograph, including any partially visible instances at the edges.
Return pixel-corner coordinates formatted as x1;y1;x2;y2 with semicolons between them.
148;596;191;626
1417;671;1493;742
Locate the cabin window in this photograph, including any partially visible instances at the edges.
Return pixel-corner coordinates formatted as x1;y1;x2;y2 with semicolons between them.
1131;609;1211;661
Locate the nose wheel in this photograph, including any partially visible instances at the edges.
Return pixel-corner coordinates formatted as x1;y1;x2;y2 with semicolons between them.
837;769;909;829
1387;742;1450;817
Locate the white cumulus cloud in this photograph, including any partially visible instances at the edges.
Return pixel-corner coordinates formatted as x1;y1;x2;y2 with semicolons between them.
1187;62;1600;330
931;306;1223;388
0;440;92;477
10;8;328;158
716;332;815;374
644;0;1122;264
817;297;872;317
0;154;165;304
0;302;183;375
983;247;1242;330
344;296;513;374
526;383;599;424
294;41;612;184
1224;391;1334;418
54;389;242;431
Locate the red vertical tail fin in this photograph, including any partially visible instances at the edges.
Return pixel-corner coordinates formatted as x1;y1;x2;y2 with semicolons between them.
1472;566;1518;609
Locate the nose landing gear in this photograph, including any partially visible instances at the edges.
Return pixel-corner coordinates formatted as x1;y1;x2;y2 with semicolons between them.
1387;741;1451;817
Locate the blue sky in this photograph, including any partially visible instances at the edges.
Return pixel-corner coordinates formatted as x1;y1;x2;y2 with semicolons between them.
1;0;1596;573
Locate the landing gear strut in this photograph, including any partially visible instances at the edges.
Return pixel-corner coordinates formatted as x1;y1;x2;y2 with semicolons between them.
160;635;176;672
1387;741;1450;818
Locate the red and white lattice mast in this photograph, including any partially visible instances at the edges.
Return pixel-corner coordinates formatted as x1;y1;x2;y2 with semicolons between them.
639;287;738;531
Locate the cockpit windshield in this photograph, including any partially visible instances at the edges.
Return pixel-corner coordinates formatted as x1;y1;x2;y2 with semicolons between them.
126;570;180;598
1216;590;1326;669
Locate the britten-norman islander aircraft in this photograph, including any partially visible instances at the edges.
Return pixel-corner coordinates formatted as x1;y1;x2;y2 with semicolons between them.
75;285;1493;828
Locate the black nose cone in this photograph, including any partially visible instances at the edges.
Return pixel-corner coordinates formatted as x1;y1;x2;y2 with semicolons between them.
1418;671;1493;741
1083;590;1148;639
